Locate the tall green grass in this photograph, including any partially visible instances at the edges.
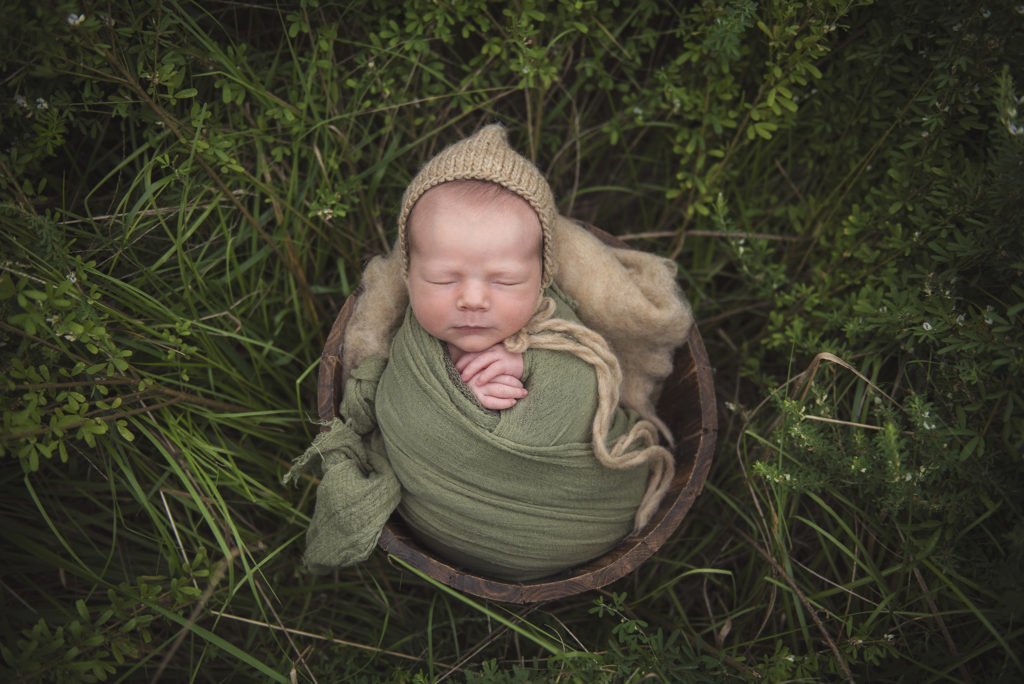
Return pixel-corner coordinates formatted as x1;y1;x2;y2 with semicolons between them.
2;0;1022;681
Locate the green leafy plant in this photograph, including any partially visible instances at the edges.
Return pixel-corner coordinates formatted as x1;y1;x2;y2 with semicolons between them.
2;0;1022;681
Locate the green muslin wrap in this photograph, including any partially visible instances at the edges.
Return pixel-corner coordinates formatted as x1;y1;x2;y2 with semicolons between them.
286;287;649;581
283;358;401;574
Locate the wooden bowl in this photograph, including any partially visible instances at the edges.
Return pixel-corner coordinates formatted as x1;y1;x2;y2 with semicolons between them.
316;226;716;603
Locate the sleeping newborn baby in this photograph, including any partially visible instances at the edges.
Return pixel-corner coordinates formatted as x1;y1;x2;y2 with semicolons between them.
286;125;681;581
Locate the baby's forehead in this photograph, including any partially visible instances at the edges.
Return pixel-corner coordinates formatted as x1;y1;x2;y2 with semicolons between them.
415;181;534;217
408;181;542;239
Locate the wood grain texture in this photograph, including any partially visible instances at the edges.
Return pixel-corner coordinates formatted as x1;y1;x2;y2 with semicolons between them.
316;224;717;603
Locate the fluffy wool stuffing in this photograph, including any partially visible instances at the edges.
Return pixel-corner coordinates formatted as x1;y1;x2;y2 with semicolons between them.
338;217;693;436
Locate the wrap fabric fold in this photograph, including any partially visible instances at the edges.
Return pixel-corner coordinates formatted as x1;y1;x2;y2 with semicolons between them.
376;288;650;581
283;359;401;573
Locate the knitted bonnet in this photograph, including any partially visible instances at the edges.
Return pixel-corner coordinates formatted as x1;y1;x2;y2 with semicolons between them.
398;124;557;287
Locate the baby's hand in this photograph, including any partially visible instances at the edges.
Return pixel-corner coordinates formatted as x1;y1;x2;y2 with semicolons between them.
455;344;527;410
466;373;527;410
455;343;525;386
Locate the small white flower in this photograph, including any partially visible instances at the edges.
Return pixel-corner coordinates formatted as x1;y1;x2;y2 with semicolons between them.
885;633;895;641
786;654;796;662
67;12;85;26
35;97;48;110
860;467;867;473
66;272;77;284
924;420;936;430
905;473;913;481
922;321;932;331
632;106;643;116
956;314;965;325
981;8;991;18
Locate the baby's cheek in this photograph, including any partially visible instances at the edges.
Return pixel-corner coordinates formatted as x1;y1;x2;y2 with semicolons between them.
411;293;448;333
507;295;540;330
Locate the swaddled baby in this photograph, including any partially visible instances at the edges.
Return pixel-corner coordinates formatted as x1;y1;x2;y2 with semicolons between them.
286;125;683;581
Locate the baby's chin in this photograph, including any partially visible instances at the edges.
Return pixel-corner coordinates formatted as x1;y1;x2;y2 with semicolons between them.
442;329;514;357
445;338;501;356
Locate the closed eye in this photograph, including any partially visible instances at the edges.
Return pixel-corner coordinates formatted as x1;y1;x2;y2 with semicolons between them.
421;274;457;285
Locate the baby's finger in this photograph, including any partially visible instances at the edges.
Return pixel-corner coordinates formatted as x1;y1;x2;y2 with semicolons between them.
480;382;528;399
469;359;518;385
458;353;496;380
454;350;483;373
478;395;518;410
477;374;524;390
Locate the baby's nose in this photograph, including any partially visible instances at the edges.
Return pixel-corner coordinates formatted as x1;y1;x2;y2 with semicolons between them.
457;281;488;310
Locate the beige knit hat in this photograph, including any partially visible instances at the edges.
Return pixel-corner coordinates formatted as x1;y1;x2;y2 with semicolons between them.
398;124;557;287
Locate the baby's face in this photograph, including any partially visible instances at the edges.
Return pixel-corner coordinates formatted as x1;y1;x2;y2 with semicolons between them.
407;184;543;358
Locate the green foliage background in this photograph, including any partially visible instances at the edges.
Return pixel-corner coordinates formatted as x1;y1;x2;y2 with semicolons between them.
1;0;1022;681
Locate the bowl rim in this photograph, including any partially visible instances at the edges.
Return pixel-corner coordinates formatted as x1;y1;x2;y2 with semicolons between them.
316;223;717;603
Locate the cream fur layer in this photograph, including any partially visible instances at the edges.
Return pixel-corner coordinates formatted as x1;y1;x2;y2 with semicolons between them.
338;216;694;437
